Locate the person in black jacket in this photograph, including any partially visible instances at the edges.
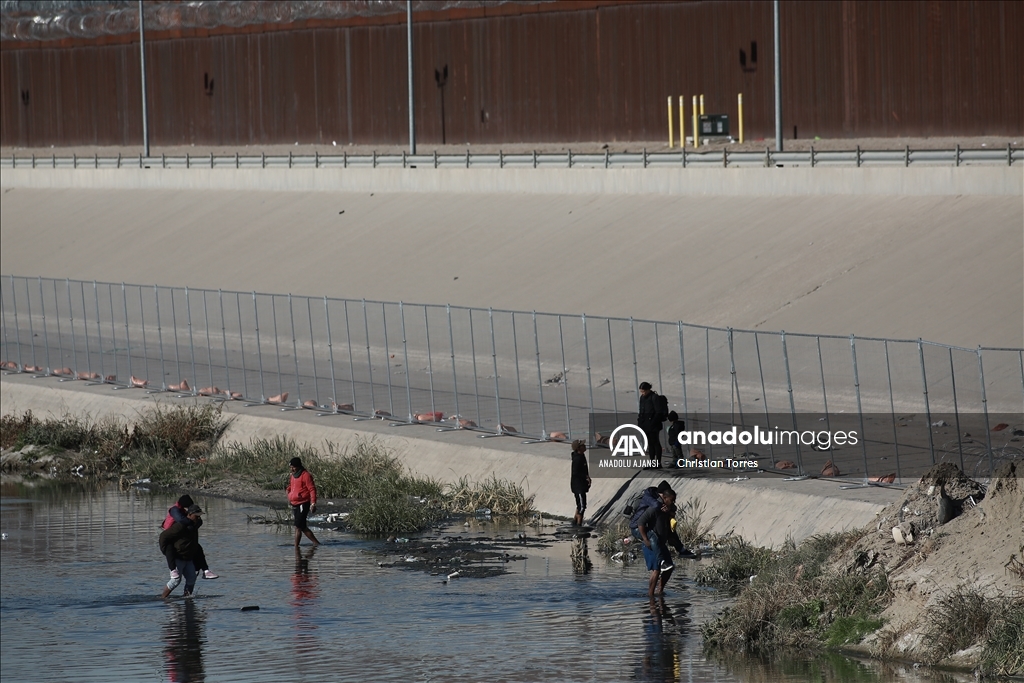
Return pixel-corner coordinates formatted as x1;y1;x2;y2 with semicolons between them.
570;439;592;526
637;382;666;463
160;504;204;598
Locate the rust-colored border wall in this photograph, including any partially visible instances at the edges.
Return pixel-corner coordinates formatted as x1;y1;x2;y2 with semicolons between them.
2;1;1021;147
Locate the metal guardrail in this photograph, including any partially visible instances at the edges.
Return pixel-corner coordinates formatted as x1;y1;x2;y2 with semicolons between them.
2;146;1020;170
2;276;1022;484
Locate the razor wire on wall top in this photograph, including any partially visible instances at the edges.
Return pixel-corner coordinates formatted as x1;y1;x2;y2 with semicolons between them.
1;275;1021;483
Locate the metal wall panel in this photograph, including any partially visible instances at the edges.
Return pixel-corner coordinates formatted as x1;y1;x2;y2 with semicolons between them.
2;1;1021;148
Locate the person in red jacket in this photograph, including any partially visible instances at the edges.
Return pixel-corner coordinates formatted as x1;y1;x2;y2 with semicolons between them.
287;457;320;547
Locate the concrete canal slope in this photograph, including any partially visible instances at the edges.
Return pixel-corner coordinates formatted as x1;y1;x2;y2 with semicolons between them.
1;166;1021;349
1;373;899;547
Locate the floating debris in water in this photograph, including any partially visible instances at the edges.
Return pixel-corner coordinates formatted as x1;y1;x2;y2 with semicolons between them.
240;605;260;612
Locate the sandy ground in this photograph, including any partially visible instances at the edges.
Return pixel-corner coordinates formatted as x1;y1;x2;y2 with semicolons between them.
1;187;1021;349
850;462;1024;667
2;135;1021;159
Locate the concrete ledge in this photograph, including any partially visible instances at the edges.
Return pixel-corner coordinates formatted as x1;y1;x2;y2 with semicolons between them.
2;166;1021;196
2;374;899;547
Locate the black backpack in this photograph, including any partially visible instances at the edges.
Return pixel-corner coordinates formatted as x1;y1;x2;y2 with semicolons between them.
624;487;661;531
655;393;669;422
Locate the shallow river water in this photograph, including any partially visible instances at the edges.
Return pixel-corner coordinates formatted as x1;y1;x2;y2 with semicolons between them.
1;481;968;683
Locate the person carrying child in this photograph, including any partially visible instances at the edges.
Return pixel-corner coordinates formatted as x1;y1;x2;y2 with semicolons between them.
161;494;219;580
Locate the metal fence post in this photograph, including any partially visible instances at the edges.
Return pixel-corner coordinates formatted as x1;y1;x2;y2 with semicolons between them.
883;341;903;483
850;335;870;483
360;299;375;412
469;308;482;426
607;319;618;415
382;303;394;417
65;280;79;376
236;292;249;399
977;348;995;478
534;311;547;439
781;331;804;475
424;306;436;417
52;280;65;377
583;314;595;430
753;332;775;465
201;290;214;390
400;302;413;420
78;281;94;380
948;348;964;472
153;285;166;391
489;308;504;433
40;278;52;375
307;297;320;409
185;287;198;395
630;317;639;405
289;294;302;408
512;312;525;433
816;336;831;434
727;327;744;424
677;322;688;417
218;290;232;397
121;283;131;383
321;297;338;415
1019;350;1024;407
92;281;103;380
655;324;663;396
918;339;935;464
344;299;357;408
1;280;10;371
25;278;37;371
271;296;284;401
447;304;461;422
557;314;570;438
169;287;184;390
252;292;266;404
137;285;151;388
705;328;712;432
8;275;22;369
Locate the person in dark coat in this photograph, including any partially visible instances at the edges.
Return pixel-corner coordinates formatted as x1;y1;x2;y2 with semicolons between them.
637;382;665;463
570;439;592;526
160;504;204;598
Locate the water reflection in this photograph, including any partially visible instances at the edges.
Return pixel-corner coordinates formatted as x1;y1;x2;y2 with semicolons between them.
0;482;979;683
635;596;688;682
162;600;206;683
292;546;320;660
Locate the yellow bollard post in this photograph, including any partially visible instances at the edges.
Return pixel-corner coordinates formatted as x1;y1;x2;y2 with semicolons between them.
700;94;705;115
667;96;674;148
738;93;744;144
679;95;686;149
692;96;699;148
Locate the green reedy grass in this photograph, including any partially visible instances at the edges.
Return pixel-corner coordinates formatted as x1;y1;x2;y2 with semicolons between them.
699;530;888;653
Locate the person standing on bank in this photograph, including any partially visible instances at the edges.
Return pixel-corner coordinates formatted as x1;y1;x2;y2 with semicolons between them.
637;382;668;465
287;457;320;547
570;439;592;526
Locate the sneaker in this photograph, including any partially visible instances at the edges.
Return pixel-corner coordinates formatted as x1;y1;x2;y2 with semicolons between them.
170;568;181;580
659;560;675;572
202;570;219;580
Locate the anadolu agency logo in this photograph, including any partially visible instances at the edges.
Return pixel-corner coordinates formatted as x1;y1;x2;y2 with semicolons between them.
609;423;648;457
593;424;659;470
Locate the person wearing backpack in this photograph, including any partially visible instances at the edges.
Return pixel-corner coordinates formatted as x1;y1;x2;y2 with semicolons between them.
637;382;668;465
628;484;685;596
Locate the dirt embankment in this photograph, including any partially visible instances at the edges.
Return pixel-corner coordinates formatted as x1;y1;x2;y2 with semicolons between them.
841;462;1023;669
